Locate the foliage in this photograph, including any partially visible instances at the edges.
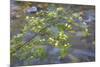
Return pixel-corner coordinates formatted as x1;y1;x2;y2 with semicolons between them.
11;4;89;65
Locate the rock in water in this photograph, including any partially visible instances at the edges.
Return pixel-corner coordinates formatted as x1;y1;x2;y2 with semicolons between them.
27;6;38;13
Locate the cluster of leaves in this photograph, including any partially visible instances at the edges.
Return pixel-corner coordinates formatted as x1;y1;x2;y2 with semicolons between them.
11;4;89;65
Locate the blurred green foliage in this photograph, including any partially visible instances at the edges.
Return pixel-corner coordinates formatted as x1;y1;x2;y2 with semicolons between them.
11;2;90;65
